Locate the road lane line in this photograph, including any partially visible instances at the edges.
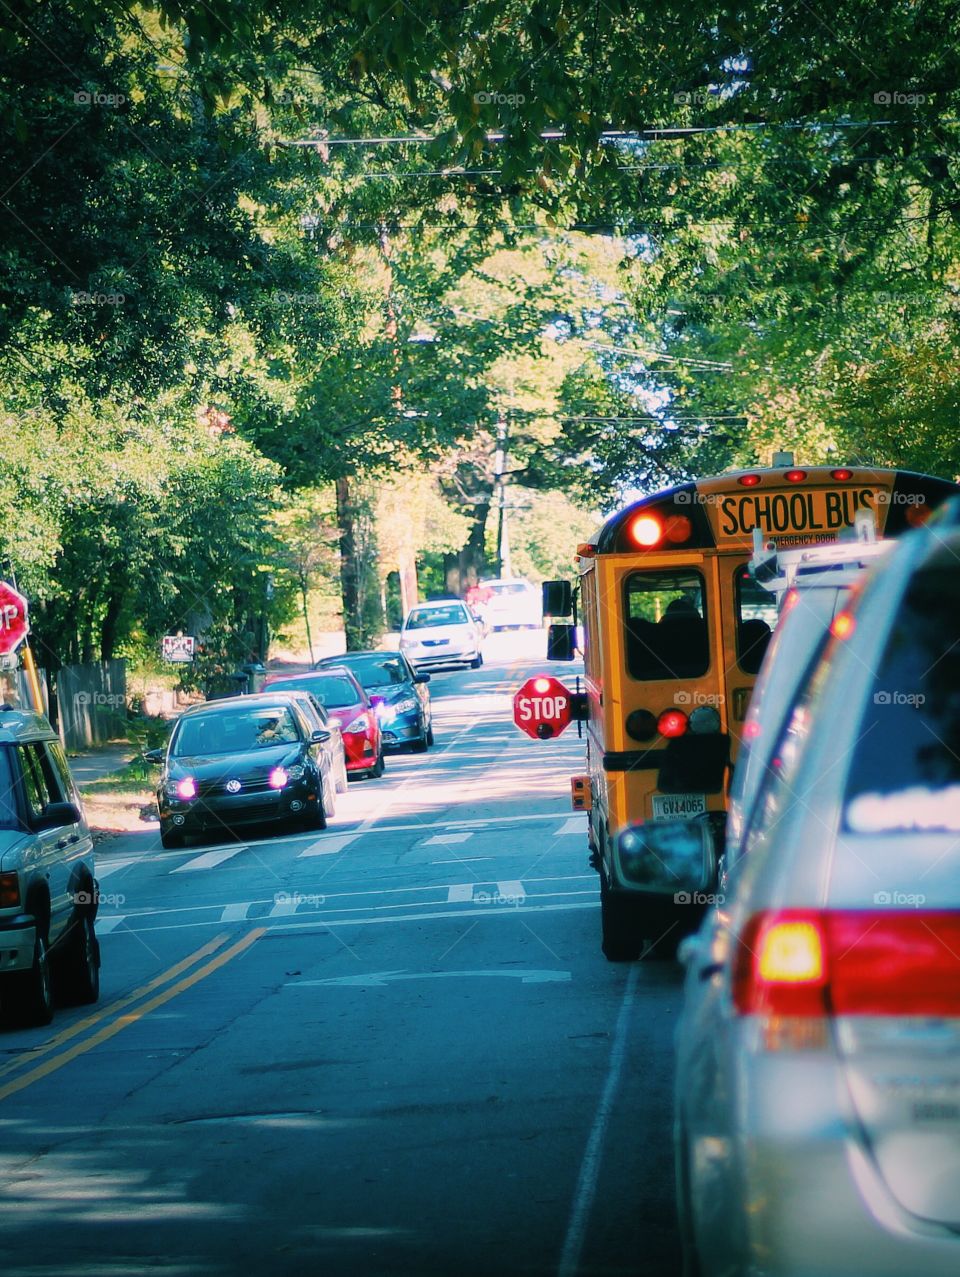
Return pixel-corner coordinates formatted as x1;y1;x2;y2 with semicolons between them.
557;965;641;1277
172;846;247;873
446;883;474;903
298;834;358;858
0;932;233;1082
423;832;472;846
0;929;266;1104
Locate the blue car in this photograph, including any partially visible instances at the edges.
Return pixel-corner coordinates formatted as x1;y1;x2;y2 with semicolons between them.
316;651;433;753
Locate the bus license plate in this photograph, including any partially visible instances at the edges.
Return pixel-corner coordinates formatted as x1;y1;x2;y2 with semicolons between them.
652;794;706;820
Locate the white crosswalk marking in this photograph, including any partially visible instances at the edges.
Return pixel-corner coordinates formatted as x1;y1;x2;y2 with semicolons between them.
424;832;473;846
220;902;251;922
298;834;358;858
96;916;126;934
446;883;474;903
96;858;138;880
172;846;246;873
269;897;298;918
497;880;525;900
556;817;587;837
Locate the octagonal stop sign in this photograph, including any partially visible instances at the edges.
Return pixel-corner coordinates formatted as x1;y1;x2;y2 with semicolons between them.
0;581;29;656
513;674;573;739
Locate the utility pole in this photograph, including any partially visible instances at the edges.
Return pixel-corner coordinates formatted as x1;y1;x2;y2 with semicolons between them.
494;414;512;578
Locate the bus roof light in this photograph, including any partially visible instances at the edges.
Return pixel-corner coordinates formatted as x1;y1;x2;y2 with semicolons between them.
831;468;853;481
785;469;808;482
738;474;761;487
629;515;663;547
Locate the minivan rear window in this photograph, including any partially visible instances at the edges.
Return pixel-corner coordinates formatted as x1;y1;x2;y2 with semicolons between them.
844;564;960;832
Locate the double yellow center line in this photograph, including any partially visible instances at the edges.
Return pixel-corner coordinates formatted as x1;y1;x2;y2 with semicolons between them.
0;928;265;1103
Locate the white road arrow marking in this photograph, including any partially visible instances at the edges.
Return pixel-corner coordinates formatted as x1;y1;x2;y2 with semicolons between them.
289;969;571;988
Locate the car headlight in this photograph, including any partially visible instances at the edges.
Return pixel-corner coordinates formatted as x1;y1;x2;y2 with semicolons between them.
343;714;371;734
390;697;417;716
285;764;306;780
167;777;197;799
268;766;289;789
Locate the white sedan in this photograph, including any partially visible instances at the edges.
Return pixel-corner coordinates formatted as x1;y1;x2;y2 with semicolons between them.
399;601;483;670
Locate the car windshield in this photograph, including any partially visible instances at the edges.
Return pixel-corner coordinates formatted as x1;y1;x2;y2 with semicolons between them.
172;706;301;757
337;656;410;690
268;676;358;708
0;745;19;829
405;607;468;629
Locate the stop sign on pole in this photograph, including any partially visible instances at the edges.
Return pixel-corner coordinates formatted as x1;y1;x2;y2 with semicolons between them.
0;581;28;656
513;674;573;739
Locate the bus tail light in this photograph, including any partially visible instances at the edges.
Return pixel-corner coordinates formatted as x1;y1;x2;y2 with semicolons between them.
733;910;960;1018
657;709;688;738
626;709;658;741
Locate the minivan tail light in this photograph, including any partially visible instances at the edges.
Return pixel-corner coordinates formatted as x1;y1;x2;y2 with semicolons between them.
734;910;960;1017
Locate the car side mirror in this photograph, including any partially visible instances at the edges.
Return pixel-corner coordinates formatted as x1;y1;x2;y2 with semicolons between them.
310;729;331;744
547;622;576;661
414;673;431;684
543;579;572;617
615;819;717;895
33;801;82;831
143;748;164;764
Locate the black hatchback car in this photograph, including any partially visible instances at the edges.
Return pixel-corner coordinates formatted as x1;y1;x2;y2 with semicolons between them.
150;695;335;848
315;651;433;752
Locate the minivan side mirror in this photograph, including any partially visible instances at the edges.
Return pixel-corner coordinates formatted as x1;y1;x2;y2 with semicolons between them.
547;623;576;661
33;801;82;832
542;579;573;618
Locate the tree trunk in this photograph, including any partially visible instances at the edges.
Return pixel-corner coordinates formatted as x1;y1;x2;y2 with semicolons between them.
99;589;124;663
336;476;363;650
457;500;491;594
300;572;315;665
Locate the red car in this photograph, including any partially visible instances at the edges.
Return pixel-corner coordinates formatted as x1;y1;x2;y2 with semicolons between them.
261;668;385;779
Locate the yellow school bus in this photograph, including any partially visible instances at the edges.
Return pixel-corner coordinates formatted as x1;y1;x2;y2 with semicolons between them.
544;464;960;961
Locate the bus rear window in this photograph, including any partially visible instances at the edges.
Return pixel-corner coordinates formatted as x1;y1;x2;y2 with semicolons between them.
624;570;709;681
735;567;778;674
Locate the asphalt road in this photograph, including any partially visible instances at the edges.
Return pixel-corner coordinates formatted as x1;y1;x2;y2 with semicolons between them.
0;633;684;1277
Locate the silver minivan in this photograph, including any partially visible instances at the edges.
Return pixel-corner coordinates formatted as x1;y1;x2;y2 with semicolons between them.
675;504;960;1276
0;707;99;1026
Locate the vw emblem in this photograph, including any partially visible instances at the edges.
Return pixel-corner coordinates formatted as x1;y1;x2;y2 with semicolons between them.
225;779;242;794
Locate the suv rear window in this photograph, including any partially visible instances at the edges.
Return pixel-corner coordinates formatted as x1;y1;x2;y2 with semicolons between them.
0;746;19;828
624;570;709;680
844;564;960;832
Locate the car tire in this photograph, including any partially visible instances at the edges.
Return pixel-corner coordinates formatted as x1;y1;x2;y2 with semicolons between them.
160;825;185;850
426;724;435;747
7;931;54;1026
675;1116;703;1277
600;874;641;962
410;734;428;753
57;912;100;1006
304;784;328;830
371;750;385;778
469;653;483;669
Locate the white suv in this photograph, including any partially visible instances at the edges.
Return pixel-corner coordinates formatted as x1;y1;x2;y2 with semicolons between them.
0;707;100;1026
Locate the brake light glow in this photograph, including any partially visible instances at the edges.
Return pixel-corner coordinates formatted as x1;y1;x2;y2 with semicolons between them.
738;474;761;487
657;709;688;738
176;777;198;800
831;468;853;481
629;515;662;547
830;610;856;640
733;910;960;1018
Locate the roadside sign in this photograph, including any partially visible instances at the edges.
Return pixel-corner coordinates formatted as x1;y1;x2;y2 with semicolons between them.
513;674;572;739
162;634;196;663
0;581;29;656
